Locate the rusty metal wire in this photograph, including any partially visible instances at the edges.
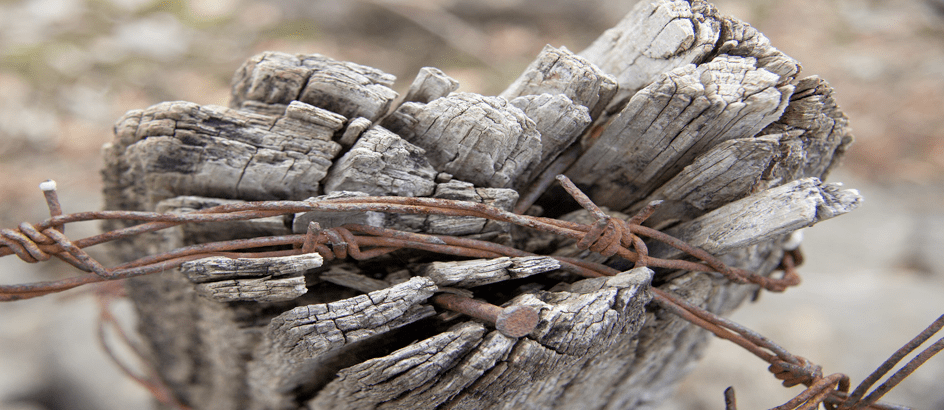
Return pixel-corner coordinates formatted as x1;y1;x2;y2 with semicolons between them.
0;177;939;410
95;282;194;410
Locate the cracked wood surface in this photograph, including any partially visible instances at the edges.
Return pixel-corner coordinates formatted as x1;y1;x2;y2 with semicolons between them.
567;54;794;211
103;100;345;209
99;1;859;409
180;254;323;303
231;51;398;122
650;177;861;259
509;93;591;187
248;277;438;410
500;45;617;121
381;92;542;190
402;66;460;105
420;256;561;288
307;268;652;410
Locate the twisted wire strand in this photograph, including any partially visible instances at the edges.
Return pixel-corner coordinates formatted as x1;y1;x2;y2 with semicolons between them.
0;178;932;410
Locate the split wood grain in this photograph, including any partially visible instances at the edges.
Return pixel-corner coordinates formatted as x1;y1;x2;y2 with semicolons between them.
420;256;561;288
567;55;794;211
509;93;591;185
579;0;721;106
180;254;323;303
324;126;439;198
401;66;459;104
248;277;438;410
231;51;398;122
759;76;854;187
500;45;617;121
382;92;542;190
632;134;784;229
306;268;652;410
579;0;798;108
649;177;861;259
338;117;373;149
104;100;345;208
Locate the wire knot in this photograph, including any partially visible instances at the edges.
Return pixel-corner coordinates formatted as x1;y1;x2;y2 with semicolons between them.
575;216;625;258
768;356;823;388
0;223;55;263
302;222;353;261
0;222;108;277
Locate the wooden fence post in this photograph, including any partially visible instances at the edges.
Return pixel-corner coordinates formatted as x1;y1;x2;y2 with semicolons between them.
101;1;859;409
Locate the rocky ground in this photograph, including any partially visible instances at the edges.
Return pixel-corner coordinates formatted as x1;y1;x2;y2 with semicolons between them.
1;0;943;409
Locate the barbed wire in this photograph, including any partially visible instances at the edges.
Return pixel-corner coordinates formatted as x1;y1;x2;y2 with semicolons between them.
0;176;940;410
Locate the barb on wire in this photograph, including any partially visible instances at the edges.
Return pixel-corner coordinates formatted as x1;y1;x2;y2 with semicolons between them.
0;177;938;410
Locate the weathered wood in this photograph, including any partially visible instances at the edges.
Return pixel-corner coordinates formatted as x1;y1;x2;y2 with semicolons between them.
323;126;439;197
714;16;800;87
338;117;372;149
319;267;391;294
181;254;322;303
759;76;854;186
231;51;398;122
578;0;798;109
579;0;722;106
97;2;862;409
401;66;459;104
500;45;617;121
566;55;794;211
420;256;560;288
248;277;438;410
103;100;345;208
509;93;591;184
306;268;652;410
632;134;786;229
381;92;542;189
294;180;518;238
155;196;292;243
650;177;861;259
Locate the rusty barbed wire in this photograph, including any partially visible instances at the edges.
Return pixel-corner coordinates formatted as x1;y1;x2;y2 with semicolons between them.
0;177;940;410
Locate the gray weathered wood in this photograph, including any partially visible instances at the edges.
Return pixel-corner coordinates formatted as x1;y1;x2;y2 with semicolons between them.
381;92;542;189
401;66;459;104
759;76;854;186
579;0;722;106
632;134;785;229
181;254;323;303
338;117;372;149
323;126;439;197
104;100;345;208
650;177;861;259
715;16;800;87
192;276;308;304
509;93;592;183
231;51;398;122
319;267;391;294
295;180;518;238
566;55;794;211
248;277;438;410
578;0;798;109
98;2;862;409
420;256;560;288
501;45;617;121
154;196;292;243
306;268;652;410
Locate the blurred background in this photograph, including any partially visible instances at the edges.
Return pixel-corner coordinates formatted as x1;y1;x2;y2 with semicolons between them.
1;0;943;408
